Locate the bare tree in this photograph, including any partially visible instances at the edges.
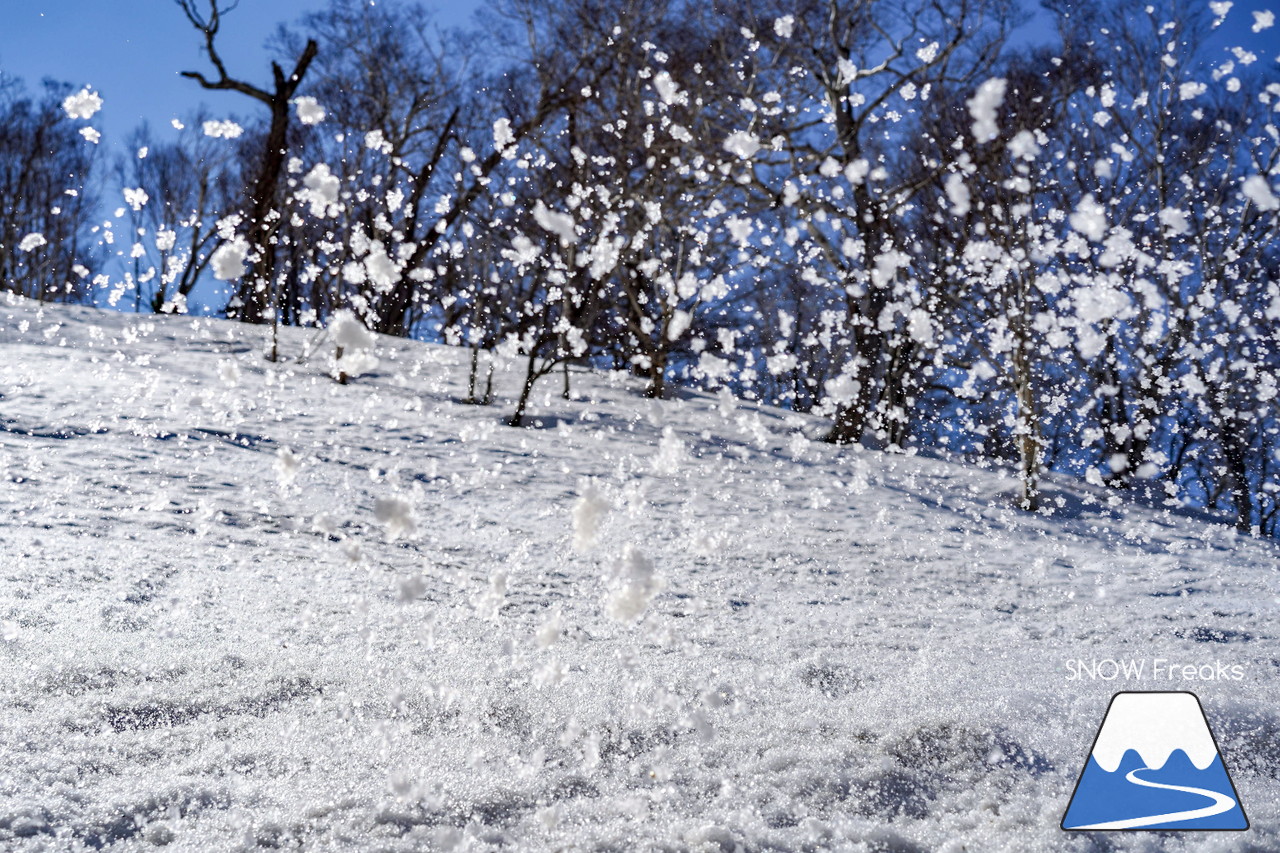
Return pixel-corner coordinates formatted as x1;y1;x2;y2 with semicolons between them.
739;0;1017;445
115;114;237;314
175;0;318;355
0;76;100;302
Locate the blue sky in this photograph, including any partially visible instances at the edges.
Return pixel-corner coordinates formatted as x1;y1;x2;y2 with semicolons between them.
0;0;483;144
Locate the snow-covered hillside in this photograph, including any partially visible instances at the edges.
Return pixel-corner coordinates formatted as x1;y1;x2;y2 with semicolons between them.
1;295;1277;852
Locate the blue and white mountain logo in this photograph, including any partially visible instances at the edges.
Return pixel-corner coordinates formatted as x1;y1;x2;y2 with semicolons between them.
1062;691;1248;831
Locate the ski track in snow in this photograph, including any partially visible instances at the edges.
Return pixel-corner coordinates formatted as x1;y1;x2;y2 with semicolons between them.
0;295;1277;851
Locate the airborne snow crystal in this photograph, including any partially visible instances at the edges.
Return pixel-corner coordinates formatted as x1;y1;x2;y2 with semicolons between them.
61;87;102;120
210;237;250;280
1242;174;1279;210
944;173;971;216
533;200;577;245
605;546;665;624
294;96;326;125
966;77;1006;143
1069;193;1109;241
723;130;761;159
203;119;245;139
493;117;515;150
572;480;611;552
373;495;417;540
17;233;46;252
299;163;341;218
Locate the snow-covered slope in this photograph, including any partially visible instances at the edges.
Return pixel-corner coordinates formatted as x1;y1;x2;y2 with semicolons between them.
1;295;1277;852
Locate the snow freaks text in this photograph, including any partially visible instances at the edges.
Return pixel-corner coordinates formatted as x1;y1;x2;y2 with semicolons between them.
1065;659;1246;682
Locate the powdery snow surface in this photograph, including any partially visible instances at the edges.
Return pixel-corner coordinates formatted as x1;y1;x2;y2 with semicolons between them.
1;296;1278;852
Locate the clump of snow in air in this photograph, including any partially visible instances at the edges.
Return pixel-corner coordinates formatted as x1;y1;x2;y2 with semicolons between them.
535;607;564;648
363;241;401;292
329;308;375;350
61;87;102;120
504;233;540;267
667;309;692;341
210;236;250;280
17;233;46;252
824;371;858;406
1008;129;1041;160
79;127;101;144
604;545;665;623
1159;207;1191;235
217;358;241;385
203;119;244;139
373;495;417;540
1179;81;1207;100
571;479;611;552
651;71;682;105
1254;9;1275;31
397;573;427;603
123;187;149;212
723;130;761;159
726;215;754;247
493;117;515;151
275;447;302;488
1242;174;1279;210
533;200;577;245
944;173;971;216
773;15;794;38
967;77;1006;142
1070;193;1108;241
294;96;326;125
907;308;935;346
364;129;392;154
328;308;379;377
299;163;341;218
651;425;686;475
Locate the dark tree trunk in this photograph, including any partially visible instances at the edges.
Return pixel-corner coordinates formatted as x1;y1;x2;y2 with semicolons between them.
467;346;482;404
823;329;881;445
232;100;291;324
508;353;541;428
824;399;866;445
176;2;317;332
1222;418;1254;533
643;349;667;400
